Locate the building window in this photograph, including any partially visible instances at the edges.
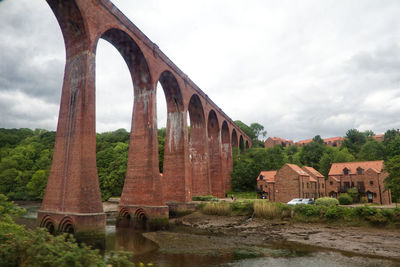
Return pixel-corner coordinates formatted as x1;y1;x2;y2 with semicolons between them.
260;185;263;190
322;183;325;188
307;183;309;188
302;182;304;189
343;168;350;175
259;175;264;180
357;167;364;175
330;181;333;186
370;181;373;185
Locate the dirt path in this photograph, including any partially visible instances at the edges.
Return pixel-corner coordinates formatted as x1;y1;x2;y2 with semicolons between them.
175;211;400;260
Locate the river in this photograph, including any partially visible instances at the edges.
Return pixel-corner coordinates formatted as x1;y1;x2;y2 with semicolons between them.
15;204;400;267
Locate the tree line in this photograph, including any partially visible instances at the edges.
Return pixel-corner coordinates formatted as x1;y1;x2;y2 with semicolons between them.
0;128;167;201
231;125;400;202
0;125;399;202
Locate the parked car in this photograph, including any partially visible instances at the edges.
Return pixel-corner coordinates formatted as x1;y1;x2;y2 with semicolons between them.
287;198;314;205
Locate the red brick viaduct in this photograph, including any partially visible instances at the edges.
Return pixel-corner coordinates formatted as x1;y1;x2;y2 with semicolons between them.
38;0;252;236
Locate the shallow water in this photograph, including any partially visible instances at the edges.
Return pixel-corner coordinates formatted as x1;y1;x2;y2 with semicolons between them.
16;204;400;267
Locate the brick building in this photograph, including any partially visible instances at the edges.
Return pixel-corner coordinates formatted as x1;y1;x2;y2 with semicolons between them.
264;137;294;149
295;137;344;147
256;164;325;203
325;160;391;205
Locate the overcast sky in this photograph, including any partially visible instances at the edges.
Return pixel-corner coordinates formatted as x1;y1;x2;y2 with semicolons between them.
1;0;400;141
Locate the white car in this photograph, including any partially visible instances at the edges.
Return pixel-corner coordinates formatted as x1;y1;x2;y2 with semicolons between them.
287;198;314;205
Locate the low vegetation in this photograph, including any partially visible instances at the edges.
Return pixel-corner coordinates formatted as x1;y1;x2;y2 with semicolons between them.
0;194;136;266
315;197;339;206
199;197;400;228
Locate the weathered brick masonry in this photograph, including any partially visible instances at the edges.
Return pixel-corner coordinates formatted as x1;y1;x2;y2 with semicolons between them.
40;0;251;233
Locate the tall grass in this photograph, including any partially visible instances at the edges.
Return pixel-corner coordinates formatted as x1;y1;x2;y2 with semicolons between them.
202;201;231;216
253;200;285;219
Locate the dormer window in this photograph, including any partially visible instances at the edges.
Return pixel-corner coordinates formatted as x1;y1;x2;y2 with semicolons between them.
356;167;364;175
343;167;350;175
259;175;264;180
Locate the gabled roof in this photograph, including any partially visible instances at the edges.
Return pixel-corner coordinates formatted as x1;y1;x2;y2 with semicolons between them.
286;164;309;176
302;166;324;178
257;170;277;183
295;139;313;145
266;137;293;143
328;160;384;176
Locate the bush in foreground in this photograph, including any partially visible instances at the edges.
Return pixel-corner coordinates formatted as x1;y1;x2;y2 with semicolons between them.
0;194;134;267
315;197;339;207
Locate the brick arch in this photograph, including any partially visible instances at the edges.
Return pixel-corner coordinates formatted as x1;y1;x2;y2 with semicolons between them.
40;215;56;234
239;135;245;152
221;121;232;192
158;71;188;202
231;129;238;147
188;94;209;196
59;216;75;234
208;110;223;197
99;28;152;93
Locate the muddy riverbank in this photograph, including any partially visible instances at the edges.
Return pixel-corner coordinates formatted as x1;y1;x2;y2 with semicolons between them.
169;211;400;260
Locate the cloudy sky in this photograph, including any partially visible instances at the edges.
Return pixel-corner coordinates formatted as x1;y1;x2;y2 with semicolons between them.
1;0;400;141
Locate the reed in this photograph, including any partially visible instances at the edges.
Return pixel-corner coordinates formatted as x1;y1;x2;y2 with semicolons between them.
202;201;232;216
253;200;283;219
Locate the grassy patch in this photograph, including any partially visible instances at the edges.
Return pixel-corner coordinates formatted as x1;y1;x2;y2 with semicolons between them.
226;191;257;199
253;200;288;219
202;202;231;216
192;195;219;201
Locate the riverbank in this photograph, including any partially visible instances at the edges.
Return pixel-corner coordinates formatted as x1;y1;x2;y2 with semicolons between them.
167;211;400;260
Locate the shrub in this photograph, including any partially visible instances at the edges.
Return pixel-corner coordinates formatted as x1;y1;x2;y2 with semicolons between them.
293;205;320;217
367;210;388;225
202;202;231;216
253;200;284;219
381;209;394;221
347;188;359;203
325;206;344;220
342;207;357;221
315;197;339;207
231;199;254;215
360;206;377;218
338;193;353;205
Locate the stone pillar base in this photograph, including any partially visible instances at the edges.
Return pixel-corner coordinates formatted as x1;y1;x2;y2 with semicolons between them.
37;210;106;248
166;201;197;217
116;205;169;230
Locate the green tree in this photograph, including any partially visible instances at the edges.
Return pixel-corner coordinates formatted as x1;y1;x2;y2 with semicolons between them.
299;136;325;169
383;129;400;145
358;140;385;161
26;170;48;199
384;155;400;202
231;147;287;191
342;129;367;156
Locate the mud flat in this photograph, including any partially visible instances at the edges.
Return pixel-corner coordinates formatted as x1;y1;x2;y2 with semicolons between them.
168;211;400;260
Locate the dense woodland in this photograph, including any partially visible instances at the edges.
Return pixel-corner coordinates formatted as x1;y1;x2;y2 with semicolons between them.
0;124;399;202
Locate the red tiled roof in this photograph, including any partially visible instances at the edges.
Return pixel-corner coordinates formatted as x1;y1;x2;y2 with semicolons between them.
296;139;312;145
309;177;317;182
328;160;384;176
324;137;344;143
302;166;324;178
267;137;293;143
257;170;277;183
286;164;309;176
